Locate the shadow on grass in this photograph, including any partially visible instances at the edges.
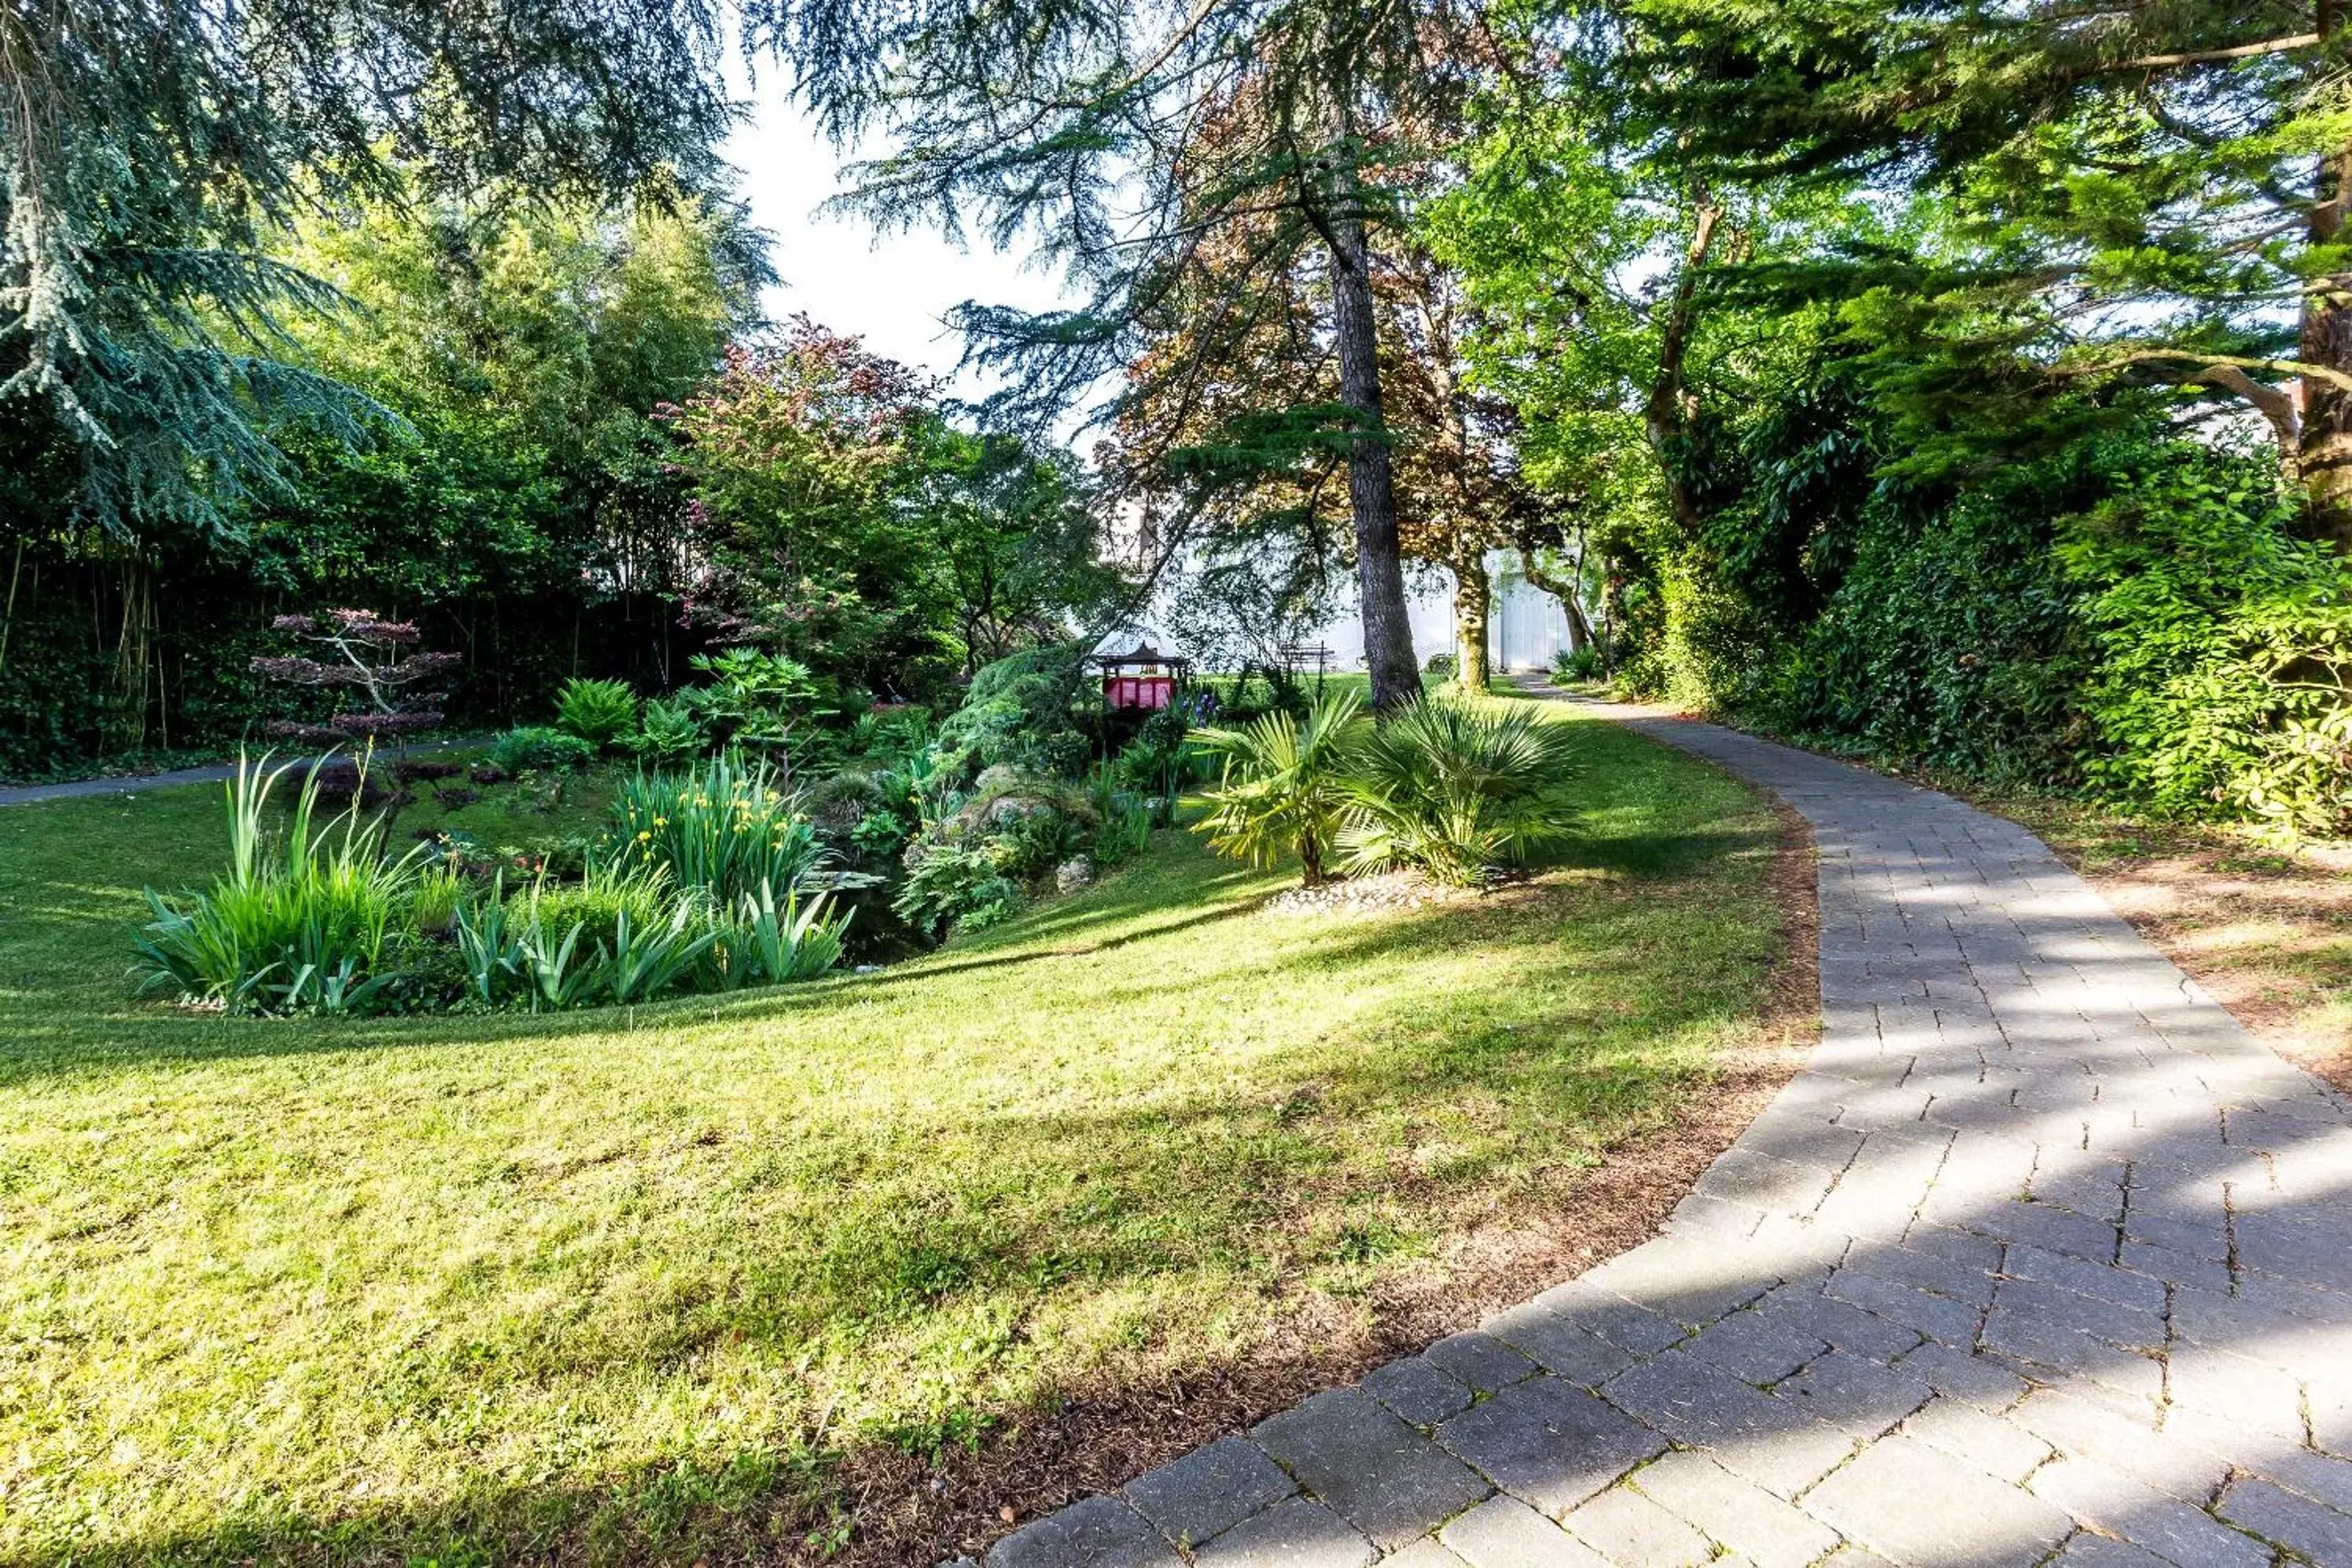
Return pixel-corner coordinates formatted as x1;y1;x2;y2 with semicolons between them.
0;901;1769;1568
0;700;1803;1566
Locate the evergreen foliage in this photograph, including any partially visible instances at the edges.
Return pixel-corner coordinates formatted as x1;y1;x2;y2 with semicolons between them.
1;0;738;534
759;0;1507;705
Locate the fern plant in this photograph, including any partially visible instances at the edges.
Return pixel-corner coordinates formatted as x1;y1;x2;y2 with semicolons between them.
1192;687;1365;885
555;678;641;750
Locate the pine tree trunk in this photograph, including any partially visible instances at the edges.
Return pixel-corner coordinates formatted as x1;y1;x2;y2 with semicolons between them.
1327;215;1423;712
2306;143;2352;550
1453;555;1490;692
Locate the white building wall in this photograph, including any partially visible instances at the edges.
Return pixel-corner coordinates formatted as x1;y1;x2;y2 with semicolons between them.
1102;550;1581;675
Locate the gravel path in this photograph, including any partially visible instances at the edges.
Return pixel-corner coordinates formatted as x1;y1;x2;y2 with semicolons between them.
0;738;487;808
963;690;2352;1567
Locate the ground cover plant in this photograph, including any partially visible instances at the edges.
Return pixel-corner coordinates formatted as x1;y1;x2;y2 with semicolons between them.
0;700;1791;1565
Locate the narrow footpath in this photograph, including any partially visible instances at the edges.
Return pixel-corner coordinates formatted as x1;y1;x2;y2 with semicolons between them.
0;738;485;808
967;688;2352;1567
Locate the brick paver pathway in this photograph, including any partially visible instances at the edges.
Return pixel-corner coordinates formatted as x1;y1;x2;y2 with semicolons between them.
966;698;2352;1568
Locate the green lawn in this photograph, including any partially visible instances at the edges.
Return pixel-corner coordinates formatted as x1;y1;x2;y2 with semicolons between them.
0;701;1788;1566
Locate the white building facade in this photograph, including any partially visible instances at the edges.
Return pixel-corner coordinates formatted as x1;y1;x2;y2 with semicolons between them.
1110;550;1582;675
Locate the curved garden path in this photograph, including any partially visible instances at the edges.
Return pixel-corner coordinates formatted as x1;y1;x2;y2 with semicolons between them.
0;737;488;808
969;693;2352;1567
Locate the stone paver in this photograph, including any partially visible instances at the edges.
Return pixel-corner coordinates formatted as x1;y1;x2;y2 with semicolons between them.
1254;1390;1490;1551
1125;1437;1299;1547
966;689;2352;1565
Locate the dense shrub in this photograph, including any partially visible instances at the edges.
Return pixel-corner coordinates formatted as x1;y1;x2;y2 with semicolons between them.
932;647;1095;778
492;727;598;774
554;678;640;751
1758;471;2091;787
1553;646;1604;683
2056;449;2352;833
893;842;1021;936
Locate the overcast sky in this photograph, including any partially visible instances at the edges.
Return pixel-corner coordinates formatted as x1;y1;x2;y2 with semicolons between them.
721;68;1074;403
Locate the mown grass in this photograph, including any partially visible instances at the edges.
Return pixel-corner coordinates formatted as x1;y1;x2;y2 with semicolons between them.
0;700;1786;1566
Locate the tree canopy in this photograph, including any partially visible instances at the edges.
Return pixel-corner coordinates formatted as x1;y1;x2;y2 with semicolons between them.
0;0;737;533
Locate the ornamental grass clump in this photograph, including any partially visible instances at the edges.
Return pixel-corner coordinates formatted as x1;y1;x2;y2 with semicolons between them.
1337;696;1583;885
612;755;828;905
132;753;425;1013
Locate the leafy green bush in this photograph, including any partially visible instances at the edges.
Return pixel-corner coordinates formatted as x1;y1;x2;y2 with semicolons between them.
1089;781;1154;867
1110;704;1199;823
410;865;464;936
893;842;1021;937
554;677;640;750
131;753;423;1014
932;647;1093;778
679;648;821;752
1552;646;1604;683
2056;447;2352;832
611;756;828;904
1192;686;1365;885
1337;696;1583;885
632;698;708;765
600;904;720;1003
492;726;598;774
131;754;852;1019
988;803;1088;880
1424;650;1459;679
512;859;674;954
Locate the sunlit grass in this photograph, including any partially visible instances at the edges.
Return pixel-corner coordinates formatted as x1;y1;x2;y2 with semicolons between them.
0;701;1785;1565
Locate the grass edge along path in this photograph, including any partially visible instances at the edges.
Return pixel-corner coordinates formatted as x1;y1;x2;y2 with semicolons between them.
0;699;1814;1567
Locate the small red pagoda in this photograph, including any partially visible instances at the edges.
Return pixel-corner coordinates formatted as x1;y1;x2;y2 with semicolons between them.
1093;640;1191;710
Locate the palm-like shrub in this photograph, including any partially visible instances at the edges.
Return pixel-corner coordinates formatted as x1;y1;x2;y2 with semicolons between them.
554;677;640;750
1337;697;1582;885
1194;687;1365;885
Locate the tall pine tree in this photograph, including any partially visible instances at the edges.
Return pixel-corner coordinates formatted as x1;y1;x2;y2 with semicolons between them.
756;0;1497;707
1;0;735;536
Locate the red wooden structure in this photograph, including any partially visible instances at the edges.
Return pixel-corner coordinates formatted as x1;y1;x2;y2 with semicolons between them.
1093;641;1191;710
